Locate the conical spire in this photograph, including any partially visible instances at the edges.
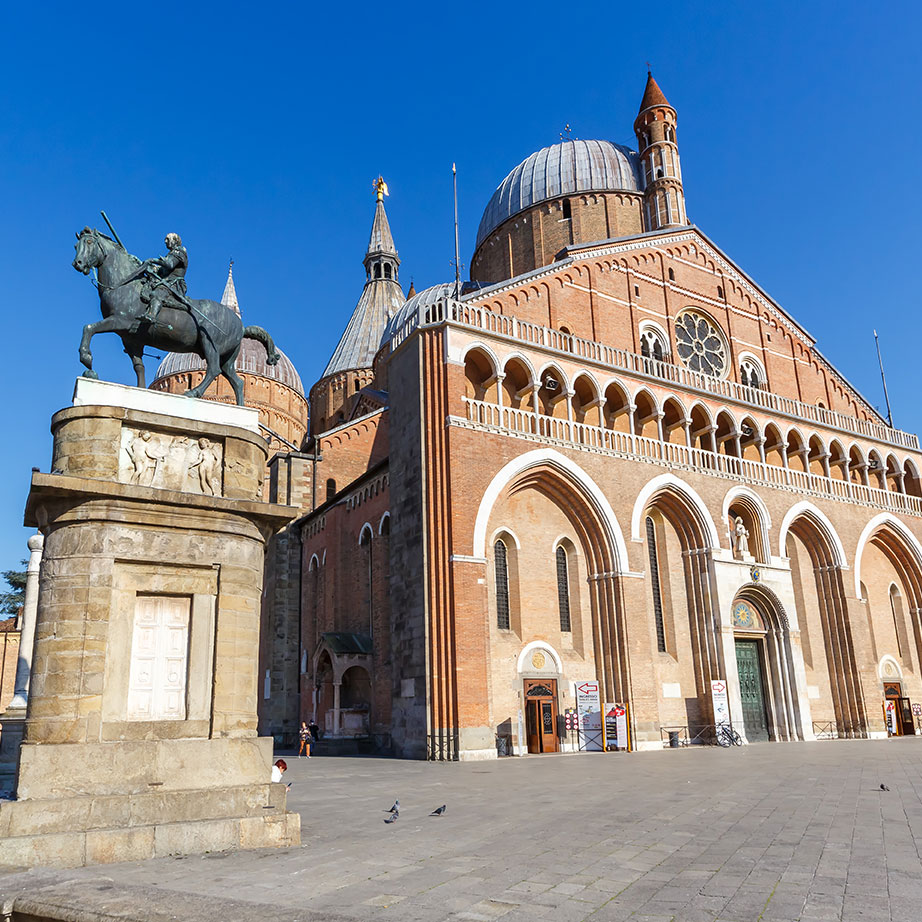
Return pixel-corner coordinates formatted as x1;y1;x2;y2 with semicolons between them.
638;71;670;113
321;184;405;378
221;260;241;317
366;199;397;261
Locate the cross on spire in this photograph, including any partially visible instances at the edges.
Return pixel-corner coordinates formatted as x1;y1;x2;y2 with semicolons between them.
560;123;575;141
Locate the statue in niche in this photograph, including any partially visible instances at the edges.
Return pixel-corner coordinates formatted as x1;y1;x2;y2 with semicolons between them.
188;438;220;495
126;431;165;486
733;516;750;558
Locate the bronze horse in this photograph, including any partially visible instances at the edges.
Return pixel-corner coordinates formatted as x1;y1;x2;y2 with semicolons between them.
72;226;279;405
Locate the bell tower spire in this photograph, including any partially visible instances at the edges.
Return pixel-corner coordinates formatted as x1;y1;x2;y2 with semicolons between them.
634;71;687;230
365;176;399;283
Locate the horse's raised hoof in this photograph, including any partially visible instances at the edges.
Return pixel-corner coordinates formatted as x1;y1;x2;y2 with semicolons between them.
82;370;99;380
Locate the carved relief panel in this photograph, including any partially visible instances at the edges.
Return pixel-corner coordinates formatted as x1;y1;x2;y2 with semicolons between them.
119;427;224;496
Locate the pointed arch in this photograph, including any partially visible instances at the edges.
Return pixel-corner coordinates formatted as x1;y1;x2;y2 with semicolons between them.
722;486;772;562
777;501;847;567
630;474;720;547
853;513;922;604
473;449;628;570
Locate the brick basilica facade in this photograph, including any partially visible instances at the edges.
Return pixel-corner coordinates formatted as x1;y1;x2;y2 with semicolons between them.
255;73;922;758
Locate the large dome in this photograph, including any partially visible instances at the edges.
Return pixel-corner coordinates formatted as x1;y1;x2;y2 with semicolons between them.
153;340;304;396
475;139;643;247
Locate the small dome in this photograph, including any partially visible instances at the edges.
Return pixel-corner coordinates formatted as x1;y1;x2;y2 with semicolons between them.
382;282;458;345
476;139;643;248
153;339;305;396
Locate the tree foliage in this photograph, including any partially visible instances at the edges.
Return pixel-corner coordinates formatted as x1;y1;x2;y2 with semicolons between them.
1;560;27;617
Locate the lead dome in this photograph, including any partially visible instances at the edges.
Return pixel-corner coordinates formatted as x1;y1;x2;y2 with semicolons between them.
475;139;643;248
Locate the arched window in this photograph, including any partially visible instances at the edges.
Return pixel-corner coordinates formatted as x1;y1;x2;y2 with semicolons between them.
740;358;763;390
494;540;510;630
562;199;572;220
639;325;667;362
717;285;724;299
645;517;667;652
556;546;571;632
668;267;675;281
384;264;392;279
325;478;336;501
379;513;390;536
374;264;381;278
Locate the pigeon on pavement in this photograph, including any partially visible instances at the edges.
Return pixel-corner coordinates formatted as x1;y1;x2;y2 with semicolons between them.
430;805;446;816
384;813;398;824
880;783;890;791
387;799;399;813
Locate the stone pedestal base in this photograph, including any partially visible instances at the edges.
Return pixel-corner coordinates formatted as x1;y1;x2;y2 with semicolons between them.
0;716;302;871
4;384;301;868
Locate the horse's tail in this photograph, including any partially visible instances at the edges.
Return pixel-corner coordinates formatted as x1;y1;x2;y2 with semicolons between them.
243;325;280;366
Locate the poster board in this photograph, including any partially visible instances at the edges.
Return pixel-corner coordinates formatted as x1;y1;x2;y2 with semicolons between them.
575;681;603;751
604;702;629;751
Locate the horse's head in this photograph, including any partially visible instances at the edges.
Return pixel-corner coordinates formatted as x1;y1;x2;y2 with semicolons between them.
72;226;103;275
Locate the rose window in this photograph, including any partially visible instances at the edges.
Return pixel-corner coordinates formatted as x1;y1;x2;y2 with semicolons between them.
674;311;727;377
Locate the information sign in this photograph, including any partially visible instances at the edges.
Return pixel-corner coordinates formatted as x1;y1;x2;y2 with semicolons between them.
604;702;629;751
575;681;603;751
710;679;730;726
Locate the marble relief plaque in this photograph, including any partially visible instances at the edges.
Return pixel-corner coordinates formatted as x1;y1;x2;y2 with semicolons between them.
119;427;223;496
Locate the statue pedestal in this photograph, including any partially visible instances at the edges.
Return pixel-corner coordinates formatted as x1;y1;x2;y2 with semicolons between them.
0;381;300;868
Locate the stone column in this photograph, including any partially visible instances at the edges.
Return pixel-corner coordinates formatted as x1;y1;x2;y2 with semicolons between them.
9;533;43;709
332;681;342;736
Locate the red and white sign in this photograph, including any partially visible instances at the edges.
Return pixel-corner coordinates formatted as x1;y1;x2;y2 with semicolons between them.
576;681;602;750
711;679;730;725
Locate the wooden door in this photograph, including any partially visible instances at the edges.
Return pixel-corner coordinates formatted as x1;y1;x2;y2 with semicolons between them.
884;682;904;735
524;679;559;753
898;698;915;736
735;640;769;742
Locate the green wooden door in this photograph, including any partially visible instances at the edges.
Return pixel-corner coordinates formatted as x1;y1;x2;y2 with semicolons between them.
735;640;769;742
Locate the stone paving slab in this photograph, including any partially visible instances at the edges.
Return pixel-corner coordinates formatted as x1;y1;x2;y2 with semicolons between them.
3;739;922;921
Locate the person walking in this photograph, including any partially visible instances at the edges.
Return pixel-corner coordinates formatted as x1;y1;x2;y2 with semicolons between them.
298;721;312;758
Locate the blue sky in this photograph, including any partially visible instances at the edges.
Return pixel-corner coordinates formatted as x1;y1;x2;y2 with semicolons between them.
1;1;920;569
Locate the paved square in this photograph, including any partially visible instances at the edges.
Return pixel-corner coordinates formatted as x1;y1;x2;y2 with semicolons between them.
4;739;922;921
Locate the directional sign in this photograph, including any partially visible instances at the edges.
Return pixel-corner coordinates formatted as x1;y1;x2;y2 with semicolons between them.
711;679;730;726
576;681;602;751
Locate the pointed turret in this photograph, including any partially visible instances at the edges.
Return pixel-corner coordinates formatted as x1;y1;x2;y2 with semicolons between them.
407;279;416;298
221;260;241;316
310;179;407;433
634;71;687;230
637;71;669;113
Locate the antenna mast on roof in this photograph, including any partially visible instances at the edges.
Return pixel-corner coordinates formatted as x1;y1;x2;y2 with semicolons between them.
874;330;894;428
452;163;462;300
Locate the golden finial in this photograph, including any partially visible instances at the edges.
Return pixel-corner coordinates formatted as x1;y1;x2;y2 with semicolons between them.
374;176;389;202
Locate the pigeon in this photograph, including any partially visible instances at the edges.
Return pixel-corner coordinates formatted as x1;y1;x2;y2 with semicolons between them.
430;805;446;816
880;783;890;791
387;799;399;813
384;813;398;824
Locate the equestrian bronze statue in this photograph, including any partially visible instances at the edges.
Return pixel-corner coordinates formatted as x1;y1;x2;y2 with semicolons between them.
72;224;279;405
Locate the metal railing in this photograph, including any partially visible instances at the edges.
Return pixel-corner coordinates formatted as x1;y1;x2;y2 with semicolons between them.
812;721;840;740
660;723;742;747
390;296;918;451
458;399;922;519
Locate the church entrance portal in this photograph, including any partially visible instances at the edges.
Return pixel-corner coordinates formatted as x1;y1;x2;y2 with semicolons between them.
524;678;559;753
735;639;769;742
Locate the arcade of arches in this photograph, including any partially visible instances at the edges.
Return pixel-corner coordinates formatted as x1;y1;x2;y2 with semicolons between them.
472;454;922;752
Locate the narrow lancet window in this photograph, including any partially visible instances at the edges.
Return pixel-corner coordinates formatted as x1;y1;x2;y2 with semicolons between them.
646;516;667;652
494;540;510;630
556;546;571;632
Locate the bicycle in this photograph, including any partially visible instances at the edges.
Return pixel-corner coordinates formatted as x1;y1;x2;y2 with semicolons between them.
715;724;743;747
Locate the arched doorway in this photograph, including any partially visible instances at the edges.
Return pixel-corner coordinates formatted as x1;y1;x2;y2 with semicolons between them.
340;665;372;737
731;586;803;742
